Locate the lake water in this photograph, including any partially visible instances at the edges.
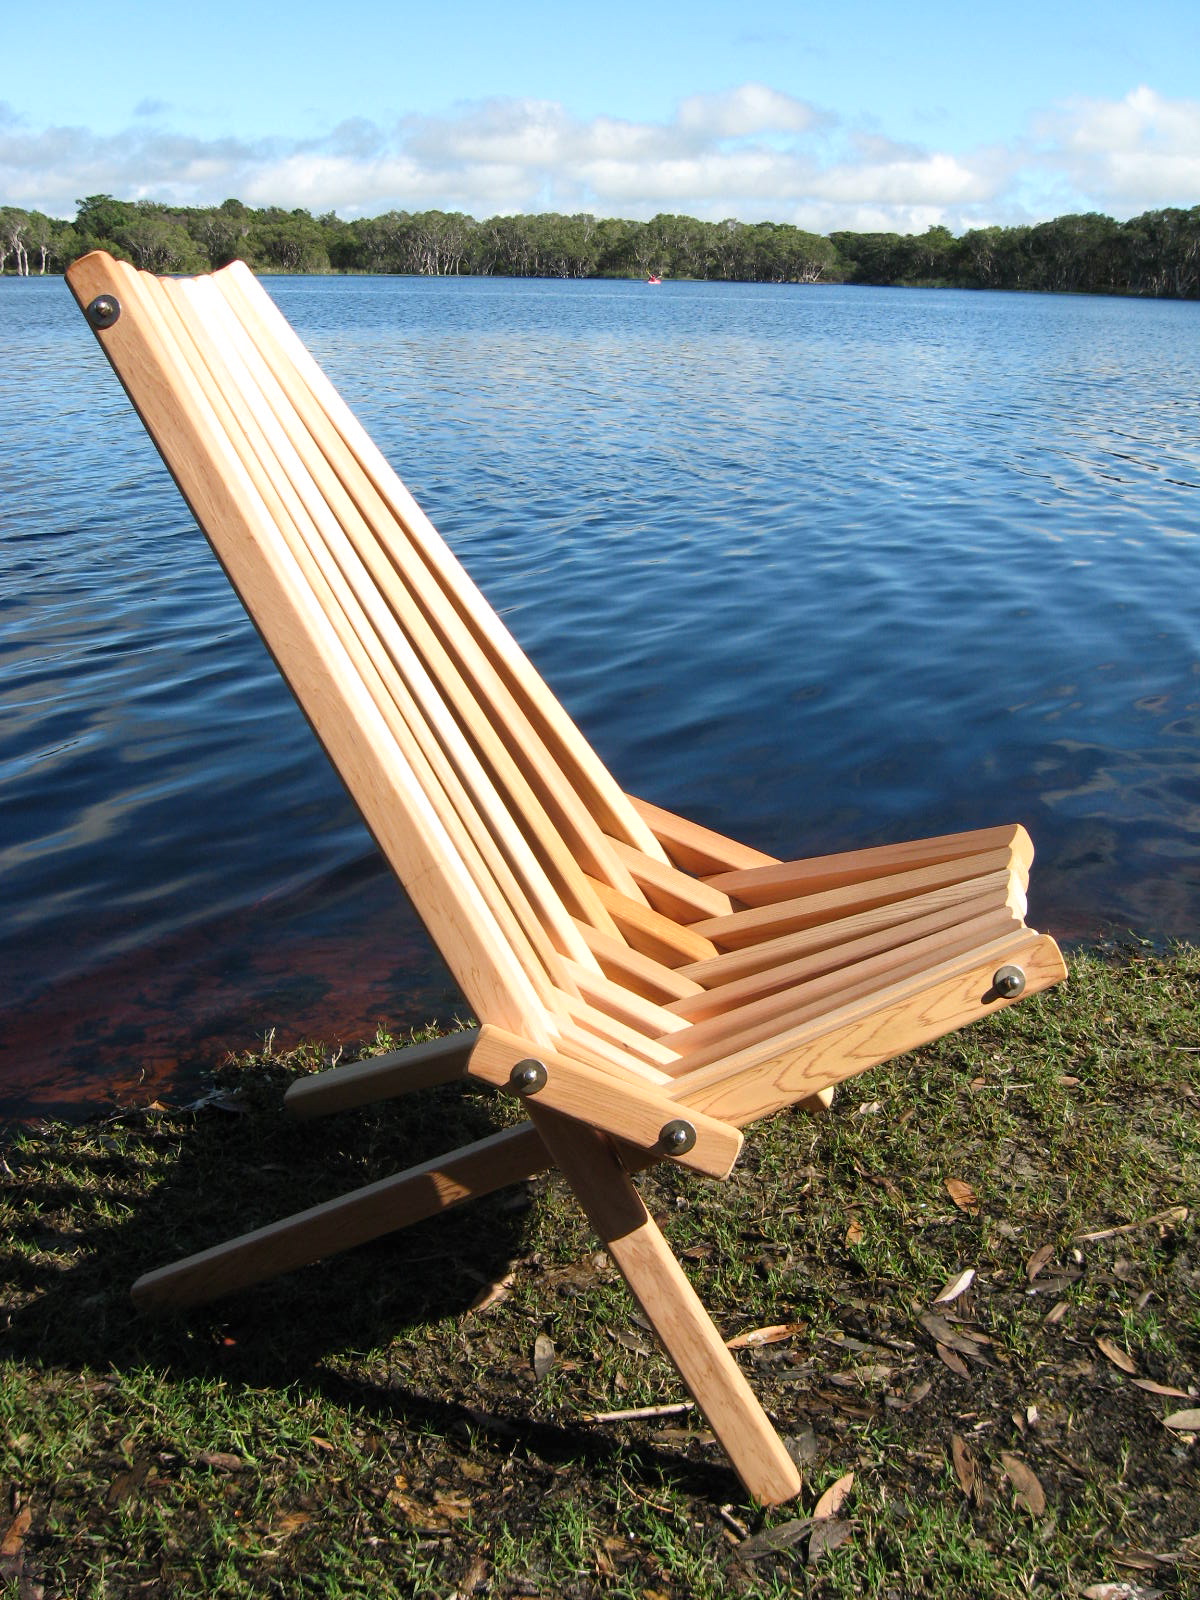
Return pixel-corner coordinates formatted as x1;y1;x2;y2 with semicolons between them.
2;274;1198;1117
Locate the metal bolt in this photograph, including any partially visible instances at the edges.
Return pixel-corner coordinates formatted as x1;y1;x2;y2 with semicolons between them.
659;1118;697;1156
992;964;1026;999
508;1058;547;1095
86;294;121;330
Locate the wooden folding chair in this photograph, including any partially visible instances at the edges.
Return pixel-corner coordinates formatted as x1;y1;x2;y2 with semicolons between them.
68;252;1066;1505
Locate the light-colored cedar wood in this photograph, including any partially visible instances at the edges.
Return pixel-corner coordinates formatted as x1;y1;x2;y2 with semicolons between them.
668;926;1037;1073
131;1123;550;1310
667;901;1022;1022
469;1024;743;1178
577;923;706;1005
213;261;671;878
558;959;692;1041
588;877;720;965
554;996;684;1071
629;794;779;875
673;933;1067;1126
183;273;625;949
673;872;1023;990
65;256;549;1038
159;275;582;1011
706;823;1034;903
527;1105;802;1506
668;913;1026;1068
692;850;1027;950
608;837;734;923
284;1031;478;1120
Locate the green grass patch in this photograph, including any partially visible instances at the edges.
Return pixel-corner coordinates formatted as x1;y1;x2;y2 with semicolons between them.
2;946;1197;1597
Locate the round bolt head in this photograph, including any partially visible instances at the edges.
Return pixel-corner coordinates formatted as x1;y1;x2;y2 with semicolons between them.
508;1058;547;1095
659;1118;697;1155
992;964;1026;999
86;294;121;330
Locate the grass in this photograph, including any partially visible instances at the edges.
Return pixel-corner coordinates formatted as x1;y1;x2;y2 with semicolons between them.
1;945;1197;1598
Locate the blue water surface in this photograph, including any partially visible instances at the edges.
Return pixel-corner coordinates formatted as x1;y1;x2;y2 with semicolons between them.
2;273;1198;1113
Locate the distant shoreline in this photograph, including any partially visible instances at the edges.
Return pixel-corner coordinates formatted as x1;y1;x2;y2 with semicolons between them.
2;196;1198;298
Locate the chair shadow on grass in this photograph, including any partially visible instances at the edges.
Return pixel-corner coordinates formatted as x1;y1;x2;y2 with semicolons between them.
3;1064;739;1501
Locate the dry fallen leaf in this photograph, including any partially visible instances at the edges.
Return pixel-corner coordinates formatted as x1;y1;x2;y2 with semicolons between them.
845;1218;864;1246
1026;1243;1055;1281
920;1313;995;1365
1129;1378;1192;1399
533;1333;556;1379
467;1272;514;1313
933;1267;976;1305
813;1470;854;1520
885;1378;932;1412
808;1518;854;1563
273;1511;312;1536
1162;1408;1200;1431
1000;1452;1046;1515
950;1435;976;1499
726;1322;805;1350
1096;1336;1138;1375
936;1342;970;1378
945;1178;980;1214
0;1506;32;1559
432;1493;473;1521
735;1518;814;1562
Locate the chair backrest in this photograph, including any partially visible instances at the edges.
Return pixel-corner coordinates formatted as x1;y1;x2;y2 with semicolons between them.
67;253;726;1072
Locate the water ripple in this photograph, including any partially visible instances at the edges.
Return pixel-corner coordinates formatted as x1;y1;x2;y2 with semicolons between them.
2;275;1198;1112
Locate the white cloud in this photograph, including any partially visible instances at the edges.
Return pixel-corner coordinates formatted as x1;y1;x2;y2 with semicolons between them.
1;84;1196;233
677;84;823;140
1030;84;1200;212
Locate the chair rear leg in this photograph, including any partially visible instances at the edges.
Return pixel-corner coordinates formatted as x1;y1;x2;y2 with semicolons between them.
133;1123;548;1310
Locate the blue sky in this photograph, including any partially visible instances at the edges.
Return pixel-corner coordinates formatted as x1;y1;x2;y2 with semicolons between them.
4;0;1199;230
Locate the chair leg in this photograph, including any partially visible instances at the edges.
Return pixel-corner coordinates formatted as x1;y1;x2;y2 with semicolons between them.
132;1123;548;1310
529;1104;802;1507
284;1029;477;1120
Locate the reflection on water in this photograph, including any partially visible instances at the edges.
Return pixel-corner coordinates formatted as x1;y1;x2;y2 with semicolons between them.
2;275;1198;1118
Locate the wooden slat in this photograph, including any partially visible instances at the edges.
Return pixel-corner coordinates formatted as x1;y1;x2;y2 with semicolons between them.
196;273;624;948
629;794;779;875
692;850;1027;950
589;878;720;965
668;918;1029;1072
578;923;706;1005
469;1025;742;1178
708;823;1033;904
528;1105;802;1507
675;873;1022;989
673;933;1068;1127
559;960;692;1041
554;990;684;1071
668;898;1022;1021
214;261;671;877
163;275;580;1010
609;837;734;923
66;253;550;1037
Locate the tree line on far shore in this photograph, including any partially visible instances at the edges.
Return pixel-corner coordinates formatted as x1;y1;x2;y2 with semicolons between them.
2;194;1198;298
